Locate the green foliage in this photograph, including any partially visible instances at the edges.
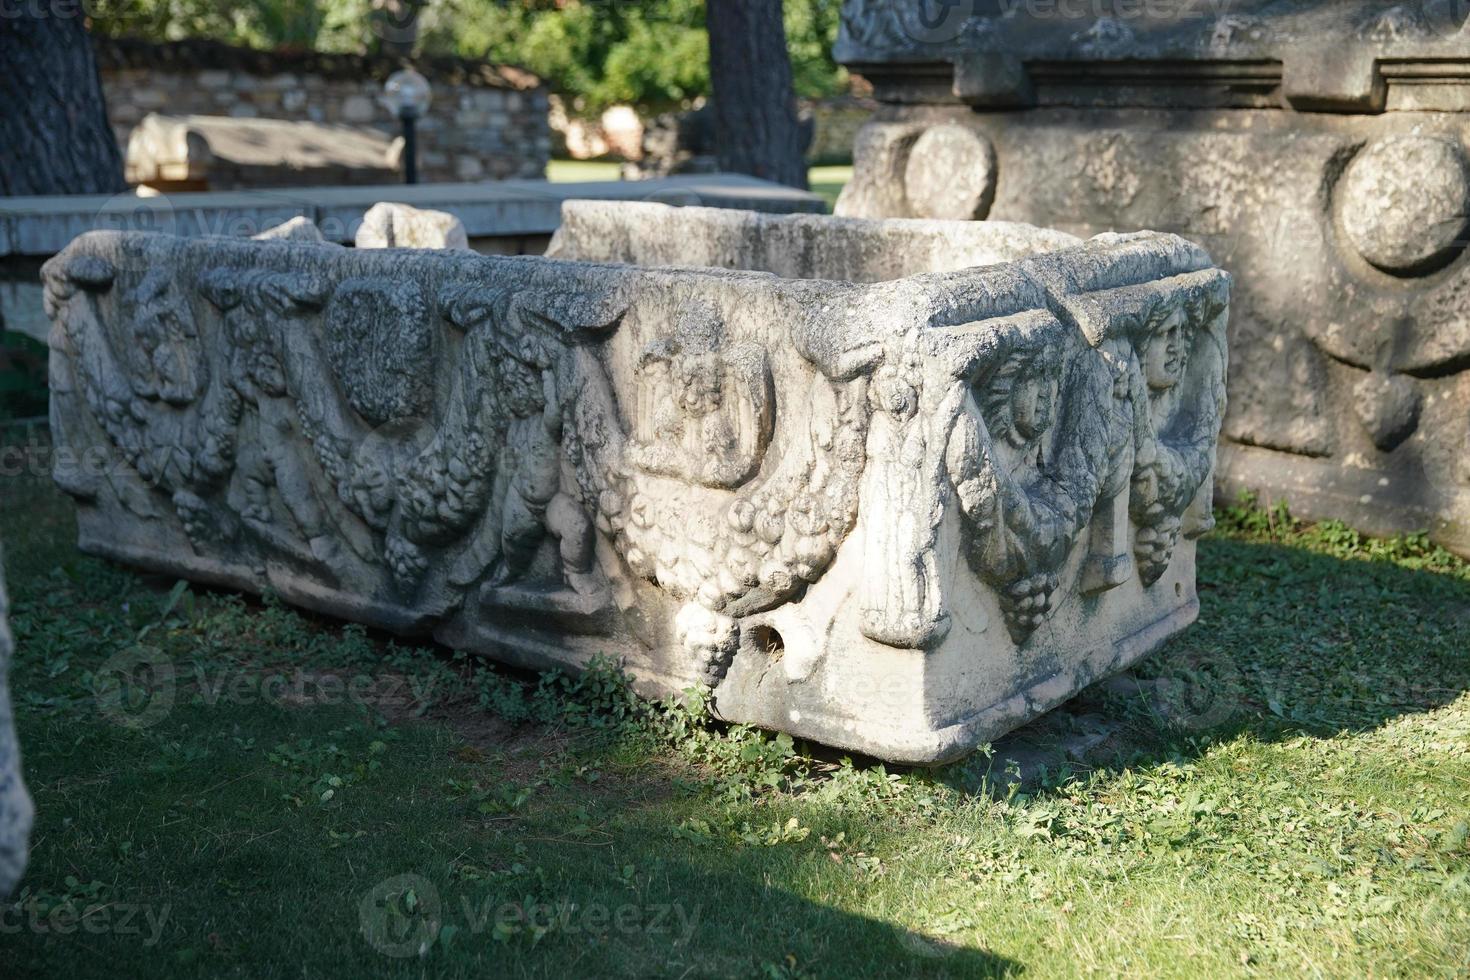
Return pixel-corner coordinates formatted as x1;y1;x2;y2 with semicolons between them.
0;331;49;423
88;0;375;53
89;0;849;113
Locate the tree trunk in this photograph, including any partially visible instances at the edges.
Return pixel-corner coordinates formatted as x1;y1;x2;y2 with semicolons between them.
0;14;124;197
705;0;809;190
371;0;424;59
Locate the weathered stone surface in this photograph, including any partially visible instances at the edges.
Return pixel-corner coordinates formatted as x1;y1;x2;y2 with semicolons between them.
835;0;1470;555
1338;135;1470;273
548;200;1079;281
254;215;326;243
0;553;35;898
354;202;470;251
126;114;400;191
43;205;1228;763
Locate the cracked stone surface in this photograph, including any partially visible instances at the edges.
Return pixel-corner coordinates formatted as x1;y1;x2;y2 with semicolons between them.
833;0;1470;557
43;202;1228;763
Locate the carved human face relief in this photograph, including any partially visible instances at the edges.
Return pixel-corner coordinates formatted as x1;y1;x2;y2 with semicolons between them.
673;353;724;417
131;271;205;405
502;357;544;418
1145;306;1187;392
1010;369;1056;445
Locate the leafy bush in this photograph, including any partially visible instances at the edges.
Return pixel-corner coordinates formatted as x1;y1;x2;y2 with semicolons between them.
89;0;849;114
0;331;49;423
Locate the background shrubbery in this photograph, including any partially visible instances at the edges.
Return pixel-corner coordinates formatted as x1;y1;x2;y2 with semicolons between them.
86;0;849;112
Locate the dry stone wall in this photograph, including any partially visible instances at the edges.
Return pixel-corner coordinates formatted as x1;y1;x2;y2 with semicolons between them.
96;38;550;186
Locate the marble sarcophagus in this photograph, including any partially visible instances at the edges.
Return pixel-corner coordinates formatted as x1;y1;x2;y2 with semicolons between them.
43;203;1228;763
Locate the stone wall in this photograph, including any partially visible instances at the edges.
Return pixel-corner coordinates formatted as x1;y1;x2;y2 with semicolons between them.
95;38;550;185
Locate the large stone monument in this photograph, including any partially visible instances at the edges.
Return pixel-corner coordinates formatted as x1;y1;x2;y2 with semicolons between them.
835;0;1470;554
43;203;1228;763
0;554;34;897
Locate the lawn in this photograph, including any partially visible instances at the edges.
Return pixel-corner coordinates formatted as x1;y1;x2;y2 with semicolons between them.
1;462;1468;977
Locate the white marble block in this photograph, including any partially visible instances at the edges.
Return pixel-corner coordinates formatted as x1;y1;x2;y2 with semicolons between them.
43;202;1228;763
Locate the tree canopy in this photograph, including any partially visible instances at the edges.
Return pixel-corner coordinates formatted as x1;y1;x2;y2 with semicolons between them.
88;0;848;112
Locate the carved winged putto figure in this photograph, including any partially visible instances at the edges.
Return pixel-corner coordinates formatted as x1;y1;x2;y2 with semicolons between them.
938;311;1110;643
1122;272;1230;584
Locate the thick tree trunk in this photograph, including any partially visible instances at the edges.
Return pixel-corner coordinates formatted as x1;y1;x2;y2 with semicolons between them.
371;0;423;59
0;15;124;197
705;0;809;190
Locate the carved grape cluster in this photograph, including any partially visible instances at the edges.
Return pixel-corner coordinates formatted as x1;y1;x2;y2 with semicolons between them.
600;378;869;624
997;572;1059;644
398;430;495;546
1134;515;1181;588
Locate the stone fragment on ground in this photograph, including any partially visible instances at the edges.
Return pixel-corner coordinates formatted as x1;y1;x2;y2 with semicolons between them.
354;202;470;251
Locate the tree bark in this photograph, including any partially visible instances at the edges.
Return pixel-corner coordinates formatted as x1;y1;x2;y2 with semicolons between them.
0;14;124;197
705;0;809;190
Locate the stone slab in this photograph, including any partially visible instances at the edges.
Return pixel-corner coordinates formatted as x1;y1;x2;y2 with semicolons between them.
835;1;1470;556
125;114;400;188
43;205;1227;763
0;175;825;258
547;200;1079;281
837;0;1470;112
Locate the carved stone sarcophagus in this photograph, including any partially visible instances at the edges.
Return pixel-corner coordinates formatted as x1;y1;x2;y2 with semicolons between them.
43;203;1227;763
835;0;1470;554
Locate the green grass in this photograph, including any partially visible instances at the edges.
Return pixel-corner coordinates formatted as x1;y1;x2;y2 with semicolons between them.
808;165;852;211
2;466;1468;978
546;159;624;183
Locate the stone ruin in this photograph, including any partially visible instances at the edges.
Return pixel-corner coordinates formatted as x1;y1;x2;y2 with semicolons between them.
834;0;1470;556
41;202;1228;763
0;554;34;897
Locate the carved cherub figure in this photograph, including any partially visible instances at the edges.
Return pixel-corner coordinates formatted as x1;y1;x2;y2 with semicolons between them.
128;269;207;407
488;332;599;597
943;314;1106;643
1127;278;1228;584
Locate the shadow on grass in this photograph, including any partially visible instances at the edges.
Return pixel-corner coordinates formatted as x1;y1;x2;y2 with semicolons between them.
3;465;1468;976
955;532;1470;798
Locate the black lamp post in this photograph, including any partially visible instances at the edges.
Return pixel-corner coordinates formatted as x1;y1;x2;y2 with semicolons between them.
382;68;432;185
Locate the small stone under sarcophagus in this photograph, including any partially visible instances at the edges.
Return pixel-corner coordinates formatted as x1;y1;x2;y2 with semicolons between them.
42;203;1227;763
833;0;1470;556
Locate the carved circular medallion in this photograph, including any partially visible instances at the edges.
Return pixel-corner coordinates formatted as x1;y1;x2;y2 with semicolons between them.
903;124;996;221
1339;136;1470;274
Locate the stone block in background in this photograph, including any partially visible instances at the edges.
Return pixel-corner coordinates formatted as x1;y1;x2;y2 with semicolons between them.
834;0;1470;554
43;204;1227;763
0;553;35;898
126;114;401;192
